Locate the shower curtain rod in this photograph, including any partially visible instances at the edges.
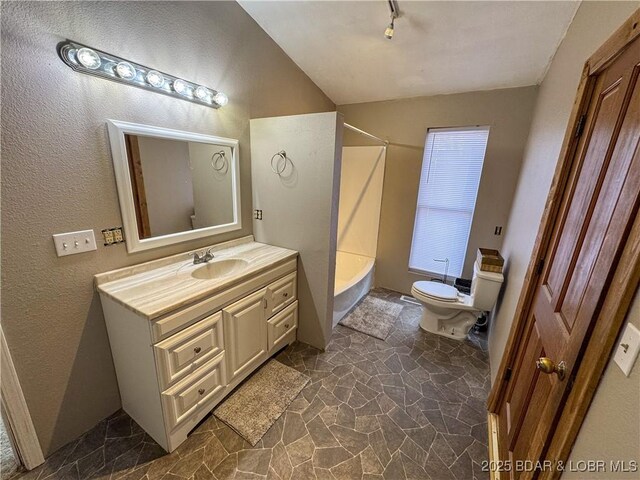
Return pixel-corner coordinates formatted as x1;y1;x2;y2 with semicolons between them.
343;123;389;146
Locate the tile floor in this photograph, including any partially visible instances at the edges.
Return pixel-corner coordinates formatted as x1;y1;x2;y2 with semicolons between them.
16;289;491;480
1;414;21;479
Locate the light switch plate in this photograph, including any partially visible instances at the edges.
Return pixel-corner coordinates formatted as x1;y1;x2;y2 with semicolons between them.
614;323;640;377
53;230;97;257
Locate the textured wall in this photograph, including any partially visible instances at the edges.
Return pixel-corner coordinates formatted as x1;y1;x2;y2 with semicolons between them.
250;112;343;351
489;1;640;380
338;86;538;294
1;1;334;456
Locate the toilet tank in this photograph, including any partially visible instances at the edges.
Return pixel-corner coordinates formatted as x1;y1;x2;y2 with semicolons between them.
471;261;504;311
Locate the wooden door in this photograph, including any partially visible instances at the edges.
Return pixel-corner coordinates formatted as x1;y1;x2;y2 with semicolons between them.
496;34;640;478
222;288;268;381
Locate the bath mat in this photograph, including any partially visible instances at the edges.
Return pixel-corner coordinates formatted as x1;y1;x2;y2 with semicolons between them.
213;359;310;446
339;295;403;340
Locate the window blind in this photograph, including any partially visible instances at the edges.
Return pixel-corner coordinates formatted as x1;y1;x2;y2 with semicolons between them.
409;126;490;279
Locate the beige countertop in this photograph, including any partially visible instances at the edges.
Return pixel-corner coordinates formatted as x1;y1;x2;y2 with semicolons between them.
95;236;297;320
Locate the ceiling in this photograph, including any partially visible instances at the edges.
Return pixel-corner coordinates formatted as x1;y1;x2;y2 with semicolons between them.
238;1;580;105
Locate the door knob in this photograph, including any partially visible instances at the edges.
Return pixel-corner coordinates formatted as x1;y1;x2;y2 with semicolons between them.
536;357;566;380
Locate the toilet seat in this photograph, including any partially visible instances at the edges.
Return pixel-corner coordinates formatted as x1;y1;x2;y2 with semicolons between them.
412;281;459;303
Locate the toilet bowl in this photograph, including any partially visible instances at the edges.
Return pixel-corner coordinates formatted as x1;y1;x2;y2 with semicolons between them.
411;260;504;340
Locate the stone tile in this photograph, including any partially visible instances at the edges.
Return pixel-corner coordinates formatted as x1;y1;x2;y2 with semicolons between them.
328;425;368;456
168;447;205;478
302;398;326;423
381;453;405;480
400;453;429;480
377;416;406;454
424;451;455;480
283;413;309;446
367;430;391;468
450;451;473;480
354;416;380;435
213;452;238;480
360;447;384;475
307;416;339;448
285;435;315;467
398;437;427;467
204;434;228;471
270;443;293;480
443;415;471;436
291;459;316;480
387;407;418;429
335;404;356;430
330;455;362;480
312;447;351;469
238;448;272;475
354;399;382;417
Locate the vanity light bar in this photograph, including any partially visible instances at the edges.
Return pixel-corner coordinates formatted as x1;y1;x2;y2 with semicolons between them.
58;41;228;109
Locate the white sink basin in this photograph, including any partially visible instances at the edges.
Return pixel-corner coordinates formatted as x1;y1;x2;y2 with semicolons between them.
191;258;249;280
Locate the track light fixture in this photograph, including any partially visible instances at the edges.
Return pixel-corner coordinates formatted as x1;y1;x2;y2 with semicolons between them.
384;0;399;40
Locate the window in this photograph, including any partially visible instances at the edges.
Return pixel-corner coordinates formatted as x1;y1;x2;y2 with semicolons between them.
409;126;490;279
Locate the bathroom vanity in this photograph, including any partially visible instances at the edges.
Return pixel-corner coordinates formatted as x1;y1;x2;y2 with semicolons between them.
95;236;298;452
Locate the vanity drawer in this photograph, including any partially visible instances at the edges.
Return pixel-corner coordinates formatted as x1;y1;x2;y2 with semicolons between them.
268;301;298;351
162;352;226;429
266;271;297;318
155;312;224;388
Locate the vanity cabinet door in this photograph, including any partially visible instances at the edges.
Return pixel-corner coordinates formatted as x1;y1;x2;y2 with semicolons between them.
222;288;268;381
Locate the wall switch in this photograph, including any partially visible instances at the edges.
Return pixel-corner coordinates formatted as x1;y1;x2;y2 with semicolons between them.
614;323;640;377
53;230;97;257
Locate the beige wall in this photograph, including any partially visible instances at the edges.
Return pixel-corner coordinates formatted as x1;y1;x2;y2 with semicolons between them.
0;1;334;456
250;112;343;351
485;1;640;475
563;288;640;479
137;137;194;237
338;86;538;293
489;1;640;378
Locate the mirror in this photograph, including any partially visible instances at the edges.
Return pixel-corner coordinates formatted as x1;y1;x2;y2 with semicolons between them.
107;120;241;253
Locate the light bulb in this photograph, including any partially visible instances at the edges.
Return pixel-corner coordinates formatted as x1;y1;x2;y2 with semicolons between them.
384;21;394;39
77;48;101;69
213;91;228;106
115;62;136;80
146;70;164;88
194;86;211;101
173;79;190;96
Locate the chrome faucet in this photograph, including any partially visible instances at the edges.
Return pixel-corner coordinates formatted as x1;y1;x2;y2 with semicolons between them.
190;248;214;265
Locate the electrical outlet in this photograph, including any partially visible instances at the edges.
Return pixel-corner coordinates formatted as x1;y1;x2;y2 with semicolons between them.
102;227;125;246
103;229;115;245
494;226;503;235
53;230;97;257
254;209;263;220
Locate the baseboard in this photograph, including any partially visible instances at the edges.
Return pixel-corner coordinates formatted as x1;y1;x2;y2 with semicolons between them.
488;413;500;480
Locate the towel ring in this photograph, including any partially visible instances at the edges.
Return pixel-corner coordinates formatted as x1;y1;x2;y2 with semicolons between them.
270;150;288;175
211;151;227;172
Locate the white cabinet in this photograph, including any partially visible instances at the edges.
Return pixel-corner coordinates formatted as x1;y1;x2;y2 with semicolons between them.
223;288;268;381
99;256;298;452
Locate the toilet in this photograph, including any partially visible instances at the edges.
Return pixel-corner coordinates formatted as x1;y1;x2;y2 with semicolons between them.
411;260;504;340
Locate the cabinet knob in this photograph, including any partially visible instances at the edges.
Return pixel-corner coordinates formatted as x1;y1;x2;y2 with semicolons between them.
283;292;289;298
284;323;290;329
194;346;202;354
198;388;205;395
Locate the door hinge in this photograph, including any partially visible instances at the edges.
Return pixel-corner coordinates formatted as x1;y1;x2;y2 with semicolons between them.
505;367;513;382
575;114;587;138
536;258;545;276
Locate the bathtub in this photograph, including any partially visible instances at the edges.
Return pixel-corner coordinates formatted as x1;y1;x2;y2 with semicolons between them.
333;251;375;325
